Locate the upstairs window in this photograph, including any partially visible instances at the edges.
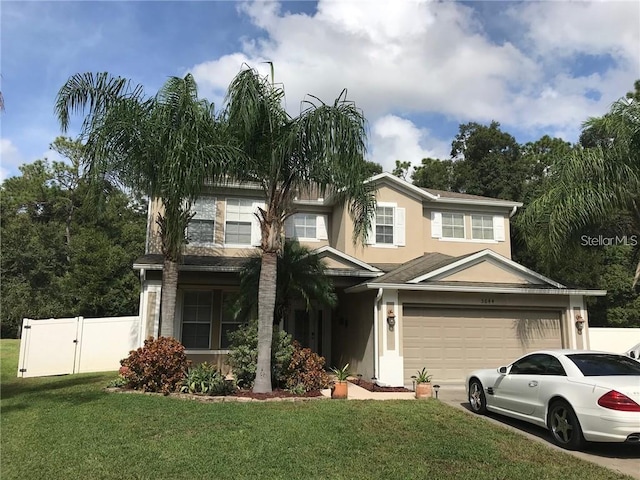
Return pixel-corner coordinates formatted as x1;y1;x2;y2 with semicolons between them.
285;213;328;241
366;203;405;247
375;206;394;244
187;197;216;245
441;213;465;239
225;199;254;245
471;215;494;240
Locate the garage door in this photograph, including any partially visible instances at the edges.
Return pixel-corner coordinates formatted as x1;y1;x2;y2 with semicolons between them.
403;307;562;385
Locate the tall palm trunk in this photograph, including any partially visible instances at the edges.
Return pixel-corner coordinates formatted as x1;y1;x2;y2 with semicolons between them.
254;250;277;393
160;258;179;337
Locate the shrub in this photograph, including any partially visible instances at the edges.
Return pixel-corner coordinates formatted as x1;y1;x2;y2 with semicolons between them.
120;337;190;394
180;362;235;396
285;341;331;391
227;320;294;388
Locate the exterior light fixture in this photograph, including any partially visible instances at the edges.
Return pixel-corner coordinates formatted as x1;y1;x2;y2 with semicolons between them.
575;314;586;334
433;384;441;400
387;310;396;330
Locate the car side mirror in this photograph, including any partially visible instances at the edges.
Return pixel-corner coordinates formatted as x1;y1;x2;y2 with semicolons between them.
498;366;508;375
630;352;636;359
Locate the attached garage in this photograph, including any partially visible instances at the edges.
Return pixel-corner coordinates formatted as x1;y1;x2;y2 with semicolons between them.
402;306;562;385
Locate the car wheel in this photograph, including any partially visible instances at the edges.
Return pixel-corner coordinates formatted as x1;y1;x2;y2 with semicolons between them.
547;401;584;450
468;379;487;414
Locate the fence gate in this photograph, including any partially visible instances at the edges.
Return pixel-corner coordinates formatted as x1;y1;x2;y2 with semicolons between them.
17;316;142;378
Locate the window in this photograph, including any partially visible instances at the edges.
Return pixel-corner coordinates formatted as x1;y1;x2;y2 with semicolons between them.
509;354;548;375
367;204;405;247
375;206;394;244
471;215;494;240
567;354;640;376
294;214;316;239
225;199;254;245
441;213;464;239
187;197;216;244
285;213;328;241
181;291;212;349
220;293;243;349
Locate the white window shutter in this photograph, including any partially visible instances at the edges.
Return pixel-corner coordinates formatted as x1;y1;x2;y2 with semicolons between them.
366;215;376;245
394;207;405;246
316;215;328;240
493;215;505;241
431;212;442;238
251;201;264;246
284;216;295;239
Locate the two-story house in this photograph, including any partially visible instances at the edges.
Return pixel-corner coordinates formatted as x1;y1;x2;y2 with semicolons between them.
134;172;605;387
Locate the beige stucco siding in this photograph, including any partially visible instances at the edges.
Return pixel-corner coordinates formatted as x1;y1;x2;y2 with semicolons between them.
442;261;536;284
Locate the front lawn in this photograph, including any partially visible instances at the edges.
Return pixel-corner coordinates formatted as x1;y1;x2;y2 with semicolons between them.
0;339;632;479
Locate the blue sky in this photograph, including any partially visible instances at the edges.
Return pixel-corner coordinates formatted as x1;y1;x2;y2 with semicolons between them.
2;0;639;181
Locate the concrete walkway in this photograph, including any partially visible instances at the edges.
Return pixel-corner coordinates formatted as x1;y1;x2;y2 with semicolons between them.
320;381;466;401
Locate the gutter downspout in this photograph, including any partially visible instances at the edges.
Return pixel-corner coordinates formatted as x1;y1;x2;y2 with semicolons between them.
374;288;383;382
509;206;518;218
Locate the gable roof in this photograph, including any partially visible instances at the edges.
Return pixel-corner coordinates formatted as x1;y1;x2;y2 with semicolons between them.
367;172;523;208
346;249;607;297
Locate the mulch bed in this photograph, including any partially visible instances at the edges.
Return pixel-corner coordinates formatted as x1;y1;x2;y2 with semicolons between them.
352;379;411;393
233;389;323;400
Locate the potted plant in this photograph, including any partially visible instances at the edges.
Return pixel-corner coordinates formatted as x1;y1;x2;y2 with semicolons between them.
330;363;351;399
413;368;433;399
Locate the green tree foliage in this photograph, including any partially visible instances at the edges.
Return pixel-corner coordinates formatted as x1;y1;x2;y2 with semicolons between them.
411;157;456;190
232;240;337;325
363;160;383;178
451;121;524;201
55;73;238;338
223;66;375;392
392;160;412;180
1;147;146;337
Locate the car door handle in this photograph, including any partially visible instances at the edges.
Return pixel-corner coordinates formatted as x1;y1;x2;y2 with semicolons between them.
528;381;538;387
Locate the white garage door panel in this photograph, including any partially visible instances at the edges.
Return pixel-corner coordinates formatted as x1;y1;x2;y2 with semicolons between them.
403;307;561;385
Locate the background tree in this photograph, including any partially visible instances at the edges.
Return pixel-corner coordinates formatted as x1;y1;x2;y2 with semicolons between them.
411;157;455;190
363;160;383;178
224;66;375;392
1;156;146;337
451;121;524;201
518;96;640;287
392;160;412;180
232;240;337;329
55;73;238;337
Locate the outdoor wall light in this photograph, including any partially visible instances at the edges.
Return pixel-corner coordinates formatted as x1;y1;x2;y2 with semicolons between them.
575;314;586;334
387;310;396;330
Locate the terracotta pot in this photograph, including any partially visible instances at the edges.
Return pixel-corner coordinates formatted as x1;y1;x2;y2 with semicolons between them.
415;382;432;399
332;381;348;399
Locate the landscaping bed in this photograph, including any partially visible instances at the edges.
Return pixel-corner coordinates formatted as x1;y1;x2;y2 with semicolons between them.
354;379;411;393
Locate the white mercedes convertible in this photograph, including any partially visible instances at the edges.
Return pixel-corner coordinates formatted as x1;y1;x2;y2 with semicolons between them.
466;350;640;450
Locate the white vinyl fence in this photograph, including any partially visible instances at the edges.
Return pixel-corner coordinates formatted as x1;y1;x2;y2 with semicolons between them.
17;316;142;378
589;327;640;353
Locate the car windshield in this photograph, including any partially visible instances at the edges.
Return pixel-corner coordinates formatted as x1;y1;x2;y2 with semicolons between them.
567;354;640;376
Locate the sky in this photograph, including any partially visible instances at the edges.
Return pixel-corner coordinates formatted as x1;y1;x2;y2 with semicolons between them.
1;0;639;182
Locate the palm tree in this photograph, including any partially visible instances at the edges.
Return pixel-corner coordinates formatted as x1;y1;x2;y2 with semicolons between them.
223;66;376;392
519;97;640;286
232;239;337;328
55;72;239;336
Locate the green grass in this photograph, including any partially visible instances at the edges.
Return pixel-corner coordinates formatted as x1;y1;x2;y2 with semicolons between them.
0;339;632;480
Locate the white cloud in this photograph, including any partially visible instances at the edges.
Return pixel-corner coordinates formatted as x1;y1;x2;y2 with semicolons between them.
370;115;450;173
188;0;638;156
0;138;24;182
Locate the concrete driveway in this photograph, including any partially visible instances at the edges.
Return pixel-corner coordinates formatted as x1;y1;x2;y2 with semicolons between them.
438;385;640;480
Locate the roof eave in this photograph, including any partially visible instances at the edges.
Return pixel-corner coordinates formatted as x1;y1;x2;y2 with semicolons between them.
345;282;607;296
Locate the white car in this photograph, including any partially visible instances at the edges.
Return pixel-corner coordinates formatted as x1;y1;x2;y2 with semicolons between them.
466;350;640;450
625;342;640;361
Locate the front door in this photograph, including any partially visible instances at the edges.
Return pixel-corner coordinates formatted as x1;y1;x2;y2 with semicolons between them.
286;306;330;360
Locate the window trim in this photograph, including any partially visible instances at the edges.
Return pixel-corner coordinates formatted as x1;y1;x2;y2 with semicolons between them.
180;290;213;350
471;214;494;241
375;205;395;245
187;196;217;246
224;198;259;247
368;202;405;248
441;212;465;240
